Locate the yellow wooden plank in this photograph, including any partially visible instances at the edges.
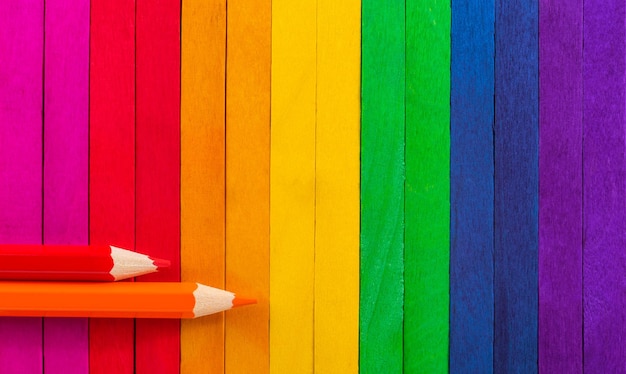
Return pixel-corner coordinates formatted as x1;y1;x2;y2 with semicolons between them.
314;0;360;372
270;1;317;372
224;0;271;373
180;1;226;372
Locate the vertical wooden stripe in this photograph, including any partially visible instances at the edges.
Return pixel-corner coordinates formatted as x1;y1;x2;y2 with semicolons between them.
360;0;405;372
583;0;626;370
89;0;136;371
539;0;583;372
314;0;360;372
449;0;494;371
0;1;44;372
43;0;89;372
494;0;539;372
225;0;271;373
180;1;226;373
270;1;316;372
405;1;450;372
135;0;181;372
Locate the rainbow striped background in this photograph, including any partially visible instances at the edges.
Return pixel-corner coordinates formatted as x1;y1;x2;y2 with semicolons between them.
0;0;622;373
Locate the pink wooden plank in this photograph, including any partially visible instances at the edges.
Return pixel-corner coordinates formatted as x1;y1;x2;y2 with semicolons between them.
0;1;44;372
43;0;89;372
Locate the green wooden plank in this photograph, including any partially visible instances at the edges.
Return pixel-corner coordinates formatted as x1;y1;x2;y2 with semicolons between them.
405;0;450;372
360;0;405;372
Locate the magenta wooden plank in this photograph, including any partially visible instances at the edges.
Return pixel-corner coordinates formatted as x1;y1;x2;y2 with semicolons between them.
538;1;583;373
0;1;44;372
583;0;626;371
43;0;89;373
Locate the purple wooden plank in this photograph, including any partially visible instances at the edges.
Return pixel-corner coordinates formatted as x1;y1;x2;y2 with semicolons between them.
0;1;44;373
538;0;583;373
583;0;626;371
43;0;89;373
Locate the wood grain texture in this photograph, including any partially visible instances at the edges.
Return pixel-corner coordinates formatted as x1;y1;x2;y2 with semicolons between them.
43;0;89;372
181;0;226;373
225;0;271;373
89;0;136;371
135;0;181;372
539;0;583;372
314;0;360;372
405;1;450;372
270;1;316;372
0;1;44;372
360;0;405;372
449;0;494;372
494;0;539;372
583;0;626;371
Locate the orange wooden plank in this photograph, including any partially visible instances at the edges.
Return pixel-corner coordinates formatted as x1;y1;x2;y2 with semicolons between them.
181;0;227;372
224;0;271;372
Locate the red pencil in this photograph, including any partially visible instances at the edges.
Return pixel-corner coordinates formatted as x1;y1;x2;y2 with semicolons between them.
0;244;169;281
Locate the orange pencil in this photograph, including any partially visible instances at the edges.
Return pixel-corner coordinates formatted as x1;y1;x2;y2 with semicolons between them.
0;281;255;318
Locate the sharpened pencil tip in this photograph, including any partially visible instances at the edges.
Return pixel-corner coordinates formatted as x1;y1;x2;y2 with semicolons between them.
232;297;257;308
150;257;171;270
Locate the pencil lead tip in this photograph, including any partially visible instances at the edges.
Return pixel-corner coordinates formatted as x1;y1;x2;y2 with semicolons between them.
150;257;171;270
232;297;257;308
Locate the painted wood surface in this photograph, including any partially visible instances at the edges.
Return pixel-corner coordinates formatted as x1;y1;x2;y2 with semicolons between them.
89;0;136;371
225;0;271;373
494;0;539;372
360;1;405;372
314;0;360;372
180;0;226;372
270;1;316;372
135;0;181;372
583;0;626;371
405;1;450;371
0;1;44;372
43;0;89;372
449;0;494;372
539;0;583;372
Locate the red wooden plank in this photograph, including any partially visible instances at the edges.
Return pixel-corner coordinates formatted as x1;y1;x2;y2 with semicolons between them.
89;0;136;372
135;0;181;372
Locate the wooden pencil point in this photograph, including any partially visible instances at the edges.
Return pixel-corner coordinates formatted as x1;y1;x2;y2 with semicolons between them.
232;297;256;308
150;257;171;270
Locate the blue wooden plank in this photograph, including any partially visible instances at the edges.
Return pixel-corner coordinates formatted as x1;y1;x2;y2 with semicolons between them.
494;0;539;372
449;0;495;372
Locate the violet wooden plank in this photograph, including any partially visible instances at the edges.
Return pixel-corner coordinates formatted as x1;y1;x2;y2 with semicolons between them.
0;1;44;372
450;0;494;371
583;0;626;371
43;0;89;373
539;0;583;372
494;0;538;372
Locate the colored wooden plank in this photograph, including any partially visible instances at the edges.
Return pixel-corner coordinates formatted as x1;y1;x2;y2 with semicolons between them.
180;1;226;373
270;1;316;372
583;0;626;371
43;0;89;372
0;1;44;372
135;0;181;372
314;0;360;372
89;0;136;371
225;0;271;373
405;1;450;372
494;0;539;372
360;0;405;372
538;0;583;372
449;0;494;372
